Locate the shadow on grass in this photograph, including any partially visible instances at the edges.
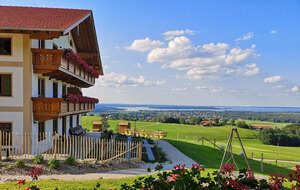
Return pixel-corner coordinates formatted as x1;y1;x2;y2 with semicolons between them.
166;139;292;176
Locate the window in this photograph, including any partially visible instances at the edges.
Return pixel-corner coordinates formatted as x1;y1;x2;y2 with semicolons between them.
38;78;45;97
69;115;73;129
53;118;58;135
0;38;12;55
76;114;80;126
53;82;58;98
38;39;45;49
53;43;58;49
62;84;67;96
0;74;12;96
38;122;45;141
0;123;12;146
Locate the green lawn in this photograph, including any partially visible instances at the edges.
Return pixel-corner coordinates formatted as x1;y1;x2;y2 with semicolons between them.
0;177;138;190
82;116;299;174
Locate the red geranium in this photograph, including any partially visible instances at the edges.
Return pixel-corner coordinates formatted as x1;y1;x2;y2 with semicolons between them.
64;49;99;78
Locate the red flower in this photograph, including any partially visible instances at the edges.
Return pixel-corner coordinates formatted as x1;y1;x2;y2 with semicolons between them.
16;179;26;185
63;49;99;78
220;163;236;174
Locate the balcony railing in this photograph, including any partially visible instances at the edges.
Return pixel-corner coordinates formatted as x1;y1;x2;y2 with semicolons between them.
32;97;95;121
32;49;96;88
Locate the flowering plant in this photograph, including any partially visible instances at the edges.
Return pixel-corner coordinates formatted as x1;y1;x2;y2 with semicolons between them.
16;168;42;190
64;49;99;78
120;163;300;190
289;165;300;190
63;94;99;104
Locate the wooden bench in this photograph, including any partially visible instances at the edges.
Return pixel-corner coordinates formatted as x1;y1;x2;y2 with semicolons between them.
69;125;87;136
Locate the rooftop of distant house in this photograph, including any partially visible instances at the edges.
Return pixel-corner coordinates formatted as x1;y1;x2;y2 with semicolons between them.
252;125;272;129
201;121;216;125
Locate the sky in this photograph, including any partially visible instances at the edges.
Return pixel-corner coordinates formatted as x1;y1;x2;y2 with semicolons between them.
1;0;300;107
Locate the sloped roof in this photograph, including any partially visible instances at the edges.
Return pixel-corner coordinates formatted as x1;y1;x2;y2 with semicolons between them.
0;6;103;75
252;125;272;129
0;6;91;31
119;122;130;126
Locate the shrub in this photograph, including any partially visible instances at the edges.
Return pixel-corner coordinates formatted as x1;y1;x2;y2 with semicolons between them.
258;124;300;146
15;159;25;168
64;156;76;165
236;121;251;129
33;155;44;164
49;158;60;169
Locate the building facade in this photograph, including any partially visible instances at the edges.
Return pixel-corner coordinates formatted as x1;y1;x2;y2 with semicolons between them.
0;6;103;153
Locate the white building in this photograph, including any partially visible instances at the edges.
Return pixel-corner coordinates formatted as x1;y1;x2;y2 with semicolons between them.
0;6;103;154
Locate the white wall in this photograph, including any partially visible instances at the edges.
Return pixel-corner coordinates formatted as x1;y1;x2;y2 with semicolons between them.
0;33;23;62
0;67;23;107
0;112;23;134
32;74;72;98
31;34;76;52
0;112;23;153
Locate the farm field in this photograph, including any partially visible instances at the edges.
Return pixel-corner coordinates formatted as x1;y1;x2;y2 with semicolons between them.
244;120;290;128
82;116;299;175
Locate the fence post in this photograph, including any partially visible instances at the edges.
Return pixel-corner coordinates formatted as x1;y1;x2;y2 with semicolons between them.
139;142;142;167
101;139;104;163
0;131;2;160
276;143;279;166
202;137;204;146
54;133;58;159
214;138;216;150
261;153;263;172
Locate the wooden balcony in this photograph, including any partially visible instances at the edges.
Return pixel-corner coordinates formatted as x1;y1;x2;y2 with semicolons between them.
32;97;95;122
32;49;96;88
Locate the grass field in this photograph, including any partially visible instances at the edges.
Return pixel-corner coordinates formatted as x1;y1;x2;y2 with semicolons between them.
0;177;138;190
82;116;299;175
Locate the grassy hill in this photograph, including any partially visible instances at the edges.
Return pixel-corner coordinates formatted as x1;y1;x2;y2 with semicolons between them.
82;116;299;175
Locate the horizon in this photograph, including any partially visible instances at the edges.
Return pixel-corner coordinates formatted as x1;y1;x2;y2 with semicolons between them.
95;103;300;109
1;0;299;107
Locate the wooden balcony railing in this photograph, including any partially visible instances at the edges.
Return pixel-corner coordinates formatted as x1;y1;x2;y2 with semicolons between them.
32;49;96;88
32;97;95;122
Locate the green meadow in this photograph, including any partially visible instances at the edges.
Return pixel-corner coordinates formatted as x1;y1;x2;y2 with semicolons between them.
83;116;299;176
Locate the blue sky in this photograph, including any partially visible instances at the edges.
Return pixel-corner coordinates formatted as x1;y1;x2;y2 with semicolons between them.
2;0;300;106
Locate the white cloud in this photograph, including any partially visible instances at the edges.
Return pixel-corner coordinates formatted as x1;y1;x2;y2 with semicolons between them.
273;85;285;89
137;62;142;68
126;37;164;52
172;87;187;92
291;86;299;92
163;29;194;40
270;30;277;34
96;72;165;87
146;36;258;80
264;76;283;83
236;32;254;43
242;63;260;76
196;86;223;93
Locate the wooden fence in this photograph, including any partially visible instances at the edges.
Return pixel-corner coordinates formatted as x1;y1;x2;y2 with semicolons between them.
124;129;167;138
0;132;142;164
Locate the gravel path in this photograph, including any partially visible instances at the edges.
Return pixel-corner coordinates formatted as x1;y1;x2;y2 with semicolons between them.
0;140;198;183
141;139;198;171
